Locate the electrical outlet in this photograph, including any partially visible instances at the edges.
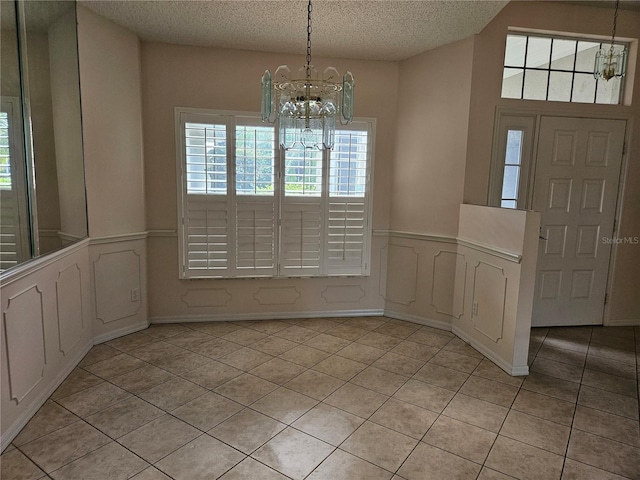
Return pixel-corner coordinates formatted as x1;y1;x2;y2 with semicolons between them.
472;300;478;316
131;288;140;302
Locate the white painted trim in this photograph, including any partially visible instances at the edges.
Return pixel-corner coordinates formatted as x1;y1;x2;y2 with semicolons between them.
0;239;90;287
603;318;640;327
58;231;85;242
148;229;178;238
383;310;452;333
457;237;522;263
150;309;385;324
89;232;148;245
372;230;522;263
373;229;457;244
93;320;149;345
0;339;92;452
452;325;529;377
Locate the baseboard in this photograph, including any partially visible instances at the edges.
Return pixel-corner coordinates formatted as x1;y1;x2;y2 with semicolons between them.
382;310;452;333
93;320;150;345
149;309;385;324
0;339;93;452
604;319;640;327
452;326;529;377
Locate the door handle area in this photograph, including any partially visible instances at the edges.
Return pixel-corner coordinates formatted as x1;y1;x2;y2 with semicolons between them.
539;235;547;240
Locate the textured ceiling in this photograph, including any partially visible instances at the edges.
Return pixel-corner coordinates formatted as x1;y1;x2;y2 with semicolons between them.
79;0;509;61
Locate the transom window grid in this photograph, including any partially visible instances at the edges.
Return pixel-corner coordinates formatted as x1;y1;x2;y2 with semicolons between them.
177;109;373;279
502;33;626;105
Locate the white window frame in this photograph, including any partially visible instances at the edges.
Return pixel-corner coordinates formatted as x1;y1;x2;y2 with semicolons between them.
176;107;375;279
488;113;535;209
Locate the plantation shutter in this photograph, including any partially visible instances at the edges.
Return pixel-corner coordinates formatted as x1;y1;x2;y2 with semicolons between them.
180;116;231;278
280;146;323;276
326;127;370;275
177;108;373;279
234;122;277;276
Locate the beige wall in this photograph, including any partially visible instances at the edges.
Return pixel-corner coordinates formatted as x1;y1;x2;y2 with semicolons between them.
77;7;146;238
390;37;474;237
464;1;640;324
141;42;398;319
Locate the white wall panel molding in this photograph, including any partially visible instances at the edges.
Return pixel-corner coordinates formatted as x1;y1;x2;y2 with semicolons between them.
150;309;384;324
90;231;148;245
3;286;46;404
0;239;90;288
254;287;301;305
374;229;522;263
455;238;521;263
472;261;507;343
432;251;466;318
382;244;419;306
383;310;452;332
452;325;527;376
56;264;84;355
374;229;457;245
93;249;142;323
0;339;91;452
92;320;149;345
147;229;178;238
181;289;232;308
321;285;366;304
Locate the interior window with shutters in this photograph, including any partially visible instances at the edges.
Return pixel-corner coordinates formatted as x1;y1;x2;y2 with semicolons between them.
177;108;374;279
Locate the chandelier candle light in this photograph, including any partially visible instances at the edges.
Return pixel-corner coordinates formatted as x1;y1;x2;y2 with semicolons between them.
593;0;627;81
261;0;354;150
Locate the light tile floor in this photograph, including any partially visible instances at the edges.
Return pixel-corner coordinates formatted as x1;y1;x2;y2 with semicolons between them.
2;317;639;480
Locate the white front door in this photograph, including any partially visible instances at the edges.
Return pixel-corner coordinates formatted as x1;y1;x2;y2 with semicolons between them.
532;116;626;327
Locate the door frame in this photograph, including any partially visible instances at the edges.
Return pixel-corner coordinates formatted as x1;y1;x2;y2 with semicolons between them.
489;106;633;325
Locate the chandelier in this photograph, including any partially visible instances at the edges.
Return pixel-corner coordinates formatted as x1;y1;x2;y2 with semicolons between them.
593;0;627;81
261;0;354;150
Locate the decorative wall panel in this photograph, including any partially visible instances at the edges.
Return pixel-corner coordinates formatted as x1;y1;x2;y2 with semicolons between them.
384;244;418;306
56;264;84;355
94;250;141;323
4;287;46;404
432;251;466;318
254;287;301;305
321;285;366;304
472;262;506;342
182;289;232;307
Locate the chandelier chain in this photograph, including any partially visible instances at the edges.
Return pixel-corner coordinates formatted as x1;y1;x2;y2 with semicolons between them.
611;0;619;48
306;0;313;72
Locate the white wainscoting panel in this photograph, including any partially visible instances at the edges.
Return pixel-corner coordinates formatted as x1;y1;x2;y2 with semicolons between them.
254;287;301;305
56;264;84;355
321;285;366;304
3;287;46;404
181;289;232;307
93;250;141;323
472;261;507;343
432;251;466;318
383;244;418;306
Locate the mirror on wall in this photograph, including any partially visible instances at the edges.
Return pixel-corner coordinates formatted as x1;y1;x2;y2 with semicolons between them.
0;0;88;273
